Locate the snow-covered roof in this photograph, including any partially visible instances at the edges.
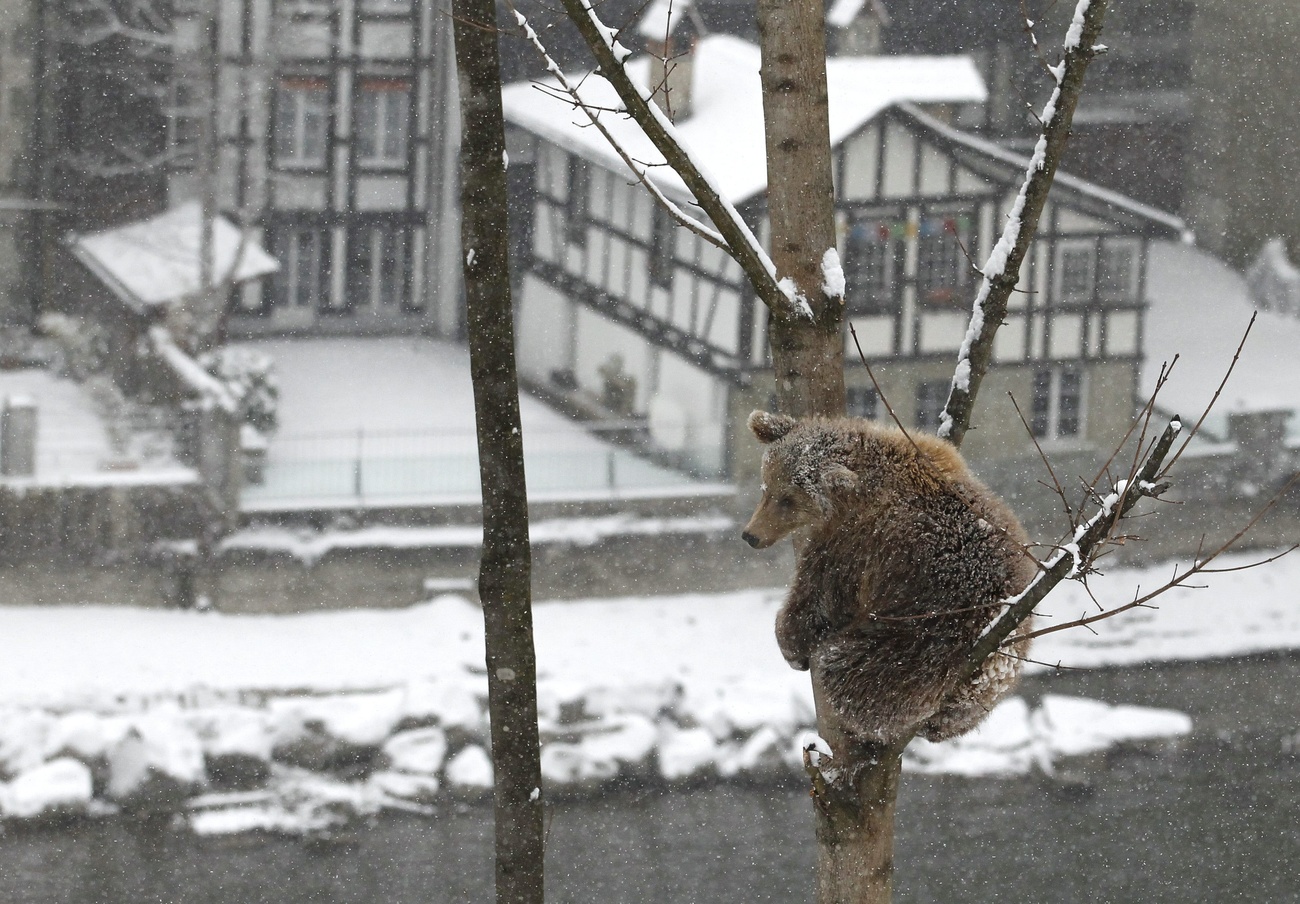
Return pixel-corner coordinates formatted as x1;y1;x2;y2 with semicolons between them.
898;103;1189;236
67;202;278;311
502;34;986;205
1143;240;1300;424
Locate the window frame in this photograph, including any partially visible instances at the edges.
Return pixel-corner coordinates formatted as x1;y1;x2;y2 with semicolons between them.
564;155;589;247
846;386;879;421
915;379;949;433
1097;238;1139;302
649;204;676;290
1031;365;1086;442
274;76;331;169
267;227;332;313
1055;240;1097;305
347;223;414;312
843;209;904;316
915;210;976;309
354;77;412;169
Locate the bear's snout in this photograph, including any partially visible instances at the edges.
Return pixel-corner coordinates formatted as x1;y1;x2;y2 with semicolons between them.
742;531;762;549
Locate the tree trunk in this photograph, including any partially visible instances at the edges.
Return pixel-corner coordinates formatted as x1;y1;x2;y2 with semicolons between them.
754;2;904;901
755;0;844;420
452;4;545;903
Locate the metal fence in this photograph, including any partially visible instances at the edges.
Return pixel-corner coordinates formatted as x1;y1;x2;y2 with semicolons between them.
240;426;725;509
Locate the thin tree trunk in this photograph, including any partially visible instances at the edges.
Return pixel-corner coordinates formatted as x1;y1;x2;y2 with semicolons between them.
754;2;897;900
452;3;545;902
755;0;843;420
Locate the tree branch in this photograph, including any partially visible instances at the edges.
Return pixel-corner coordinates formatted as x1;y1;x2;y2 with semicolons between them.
509;6;729;251
556;0;803;320
939;0;1110;448
961;416;1181;680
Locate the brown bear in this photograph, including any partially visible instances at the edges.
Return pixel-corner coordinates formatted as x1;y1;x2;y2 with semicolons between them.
741;410;1035;744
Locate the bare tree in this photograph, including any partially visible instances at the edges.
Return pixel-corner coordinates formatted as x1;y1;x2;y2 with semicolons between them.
454;1;545;902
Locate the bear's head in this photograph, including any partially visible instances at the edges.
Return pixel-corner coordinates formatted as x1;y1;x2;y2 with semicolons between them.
741;411;858;549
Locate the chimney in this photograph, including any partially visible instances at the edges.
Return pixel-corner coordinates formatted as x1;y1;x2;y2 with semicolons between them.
639;0;700;121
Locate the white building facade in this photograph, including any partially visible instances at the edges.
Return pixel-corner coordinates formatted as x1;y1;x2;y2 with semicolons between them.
166;0;462;338
503;36;1187;481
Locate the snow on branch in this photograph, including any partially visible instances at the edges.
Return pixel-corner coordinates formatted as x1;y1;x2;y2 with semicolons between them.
149;326;238;414
555;0;805;321
938;0;1109;448
962;414;1180;680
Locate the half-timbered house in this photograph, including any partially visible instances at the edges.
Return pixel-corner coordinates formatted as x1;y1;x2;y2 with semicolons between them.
502;34;1187;489
164;0;462;338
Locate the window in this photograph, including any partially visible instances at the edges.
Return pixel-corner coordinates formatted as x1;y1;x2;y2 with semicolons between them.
355;78;410;166
275;77;329;167
1031;367;1084;440
565;156;589;245
347;224;411;310
915;380;949;433
268;228;331;311
916;213;974;306
650;205;675;289
846;386;879;420
167;81;203;168
1057;244;1095;303
843;214;902;315
1097;242;1137;300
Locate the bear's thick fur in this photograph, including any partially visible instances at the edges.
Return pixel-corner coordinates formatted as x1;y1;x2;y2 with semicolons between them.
741;410;1035;743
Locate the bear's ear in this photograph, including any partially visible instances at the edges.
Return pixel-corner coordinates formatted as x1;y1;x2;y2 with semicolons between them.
748;410;796;444
821;463;858;495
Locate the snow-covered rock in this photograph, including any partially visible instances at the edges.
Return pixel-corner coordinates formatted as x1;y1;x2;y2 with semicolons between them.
540;714;659;790
657;726;719;782
44;711;131;763
682;678;804;739
720;726;787;781
445;745;493;791
107;718;207;812
369;770;441;803
1;757;95;819
1031;695;1192;758
381;727;448;775
270;690;405;747
0;708;54;777
400;680;485;736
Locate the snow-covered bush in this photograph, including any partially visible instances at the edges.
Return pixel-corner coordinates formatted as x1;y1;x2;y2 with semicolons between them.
198;347;279;435
37;313;111;381
1246;237;1300;318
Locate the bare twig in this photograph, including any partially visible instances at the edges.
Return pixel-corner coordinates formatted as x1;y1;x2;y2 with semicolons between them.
1159;312;1257;480
1008;390;1076;527
846;321;920;455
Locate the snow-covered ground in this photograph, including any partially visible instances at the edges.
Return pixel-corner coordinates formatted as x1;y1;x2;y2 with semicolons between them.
3;547;1296;832
237;337;724;509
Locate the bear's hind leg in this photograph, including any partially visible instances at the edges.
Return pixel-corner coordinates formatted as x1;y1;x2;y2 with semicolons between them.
813;630;948;743
918;645;1024;743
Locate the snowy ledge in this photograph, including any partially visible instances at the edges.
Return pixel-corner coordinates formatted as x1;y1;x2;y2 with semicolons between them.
222;514;736;565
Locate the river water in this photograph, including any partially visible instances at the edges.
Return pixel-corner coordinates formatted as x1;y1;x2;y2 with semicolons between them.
3;654;1298;903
